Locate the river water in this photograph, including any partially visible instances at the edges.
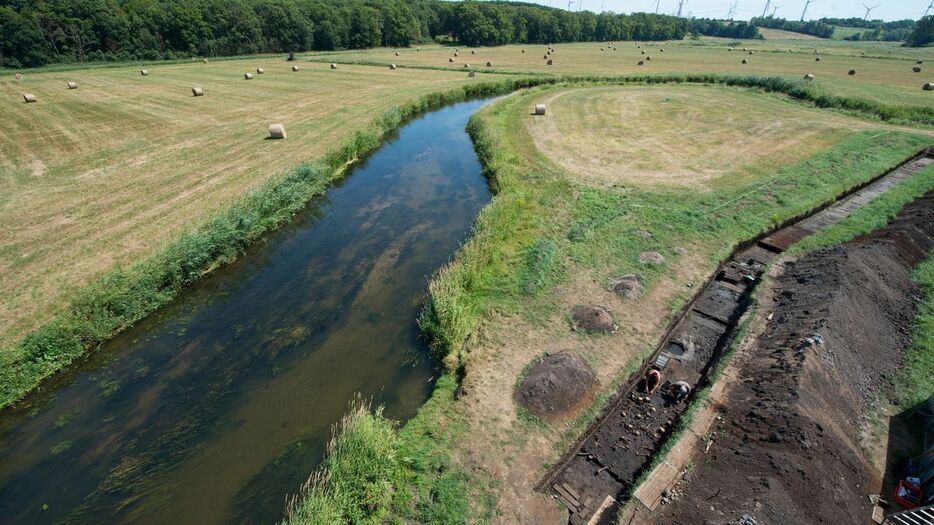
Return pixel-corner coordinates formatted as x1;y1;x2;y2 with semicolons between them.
0;98;492;524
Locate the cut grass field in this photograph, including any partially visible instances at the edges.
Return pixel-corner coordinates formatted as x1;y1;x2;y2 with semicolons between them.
311;41;934;107
289;80;933;522
0;59;478;351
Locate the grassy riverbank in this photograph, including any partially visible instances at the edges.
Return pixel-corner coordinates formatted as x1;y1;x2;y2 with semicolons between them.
286;80;932;523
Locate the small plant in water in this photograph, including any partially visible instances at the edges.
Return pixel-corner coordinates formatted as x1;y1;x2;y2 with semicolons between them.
50;440;73;455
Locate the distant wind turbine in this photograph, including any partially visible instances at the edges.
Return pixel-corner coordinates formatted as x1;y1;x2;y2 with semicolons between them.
760;0;771;18
800;0;814;21
676;0;686;17
924;1;933;18
862;3;880;20
771;4;780;16
655;0;662;14
567;0;575;11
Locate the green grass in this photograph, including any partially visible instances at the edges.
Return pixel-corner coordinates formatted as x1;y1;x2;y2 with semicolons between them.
900;256;934;408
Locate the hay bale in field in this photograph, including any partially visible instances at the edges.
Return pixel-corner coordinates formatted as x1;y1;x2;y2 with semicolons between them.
914;66;922;73
471;50;475;55
601;47;605;51
613;47;617;50
803;73;814;81
924;82;934;91
66;81;78;89
389;64;397;70
748;50;754;55
192;87;204;96
534;104;546;115
244;72;253;79
848;69;856;75
468;71;476;78
646;56;652;61
140;69;149;76
256;67;264;74
918;60;924;64
292;65;299;71
22;93;37;103
486;61;492;67
815;57;821;62
638;60;644;65
729;47;733;52
547;59;554;65
544;54;549;59
330;63;337;69
15;73;22;80
464;63;470;69
641;50;646;55
395;51;400;56
203;58;208;63
521;49;526;53
268;123;286;139
449;57;455;63
742;58;748;64
454;52;459;57
660;48;665;52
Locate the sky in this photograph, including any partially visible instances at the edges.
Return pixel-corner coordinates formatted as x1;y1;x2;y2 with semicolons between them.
525;0;930;22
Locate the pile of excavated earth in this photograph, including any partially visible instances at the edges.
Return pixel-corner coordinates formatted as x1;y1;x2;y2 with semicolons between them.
650;191;934;524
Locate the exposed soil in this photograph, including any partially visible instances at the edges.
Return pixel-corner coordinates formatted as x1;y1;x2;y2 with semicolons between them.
516;352;598;419
571;305;617;333
650;192;934;525
609;274;644;299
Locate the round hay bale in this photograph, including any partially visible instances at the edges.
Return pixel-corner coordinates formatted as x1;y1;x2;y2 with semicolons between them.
748;50;754;55
268;123;286;139
66;81;78;89
449;57;454;63
742;47;747;51
601;47;605;51
468;71;476;78
486;61;492;67
330;63;337;69
244;72;253;79
729;47;734;52
638;60;644;66
924;82;934;91
521;49;526;53
646;56;652;61
815;57;821;62
543;54;549;59
613;47;617;50
609;274;643;299
22;93;37;103
639;251;666;265
389;64;397;70
570;305;616;333
803;73;815;81
547;59;554;66
471;50;475;55
395;51;400;56
534;104;546;115
256;67;264;74
191;87;204;97
742;58;748;64
918;60;924;65
914;66;922;73
292;65;299;71
660;48;665;52
641;50;646;55
453;52;458;57
203;58;208;64
515;352;596;419
848;69;856;75
140;69;149;76
464;63;470;69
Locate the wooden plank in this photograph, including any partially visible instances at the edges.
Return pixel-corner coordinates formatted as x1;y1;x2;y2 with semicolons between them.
586;496;617;525
553;483;580;510
562;482;581;500
871;505;884;524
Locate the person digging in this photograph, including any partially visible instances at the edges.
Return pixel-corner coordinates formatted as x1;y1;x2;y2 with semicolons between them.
669;381;691;403
644;369;662;394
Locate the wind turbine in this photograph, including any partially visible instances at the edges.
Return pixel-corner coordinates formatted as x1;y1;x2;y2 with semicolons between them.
760;0;771;18
676;0;686;17
655;0;662;14
727;0;738;19
771;4;780;16
923;1;933;17
567;0;575;11
862;3;880;20
800;0;814;21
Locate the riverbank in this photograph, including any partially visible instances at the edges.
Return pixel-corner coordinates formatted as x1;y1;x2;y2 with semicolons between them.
285;81;933;523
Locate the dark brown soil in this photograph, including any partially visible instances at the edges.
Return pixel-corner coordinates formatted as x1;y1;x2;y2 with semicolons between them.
609;275;644;299
571;305;617;333
516;352;597;419
651;193;934;525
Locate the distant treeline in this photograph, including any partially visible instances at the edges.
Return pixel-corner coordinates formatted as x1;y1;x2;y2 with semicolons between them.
688;19;760;40
819;17;916;31
750;16;836;38
0;0;690;68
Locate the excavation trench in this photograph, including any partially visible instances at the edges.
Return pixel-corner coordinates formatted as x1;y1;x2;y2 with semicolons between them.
538;148;934;525
0;99;494;524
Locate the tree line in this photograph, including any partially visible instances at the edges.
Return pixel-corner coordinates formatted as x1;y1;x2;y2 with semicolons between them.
0;0;691;68
749;16;836;38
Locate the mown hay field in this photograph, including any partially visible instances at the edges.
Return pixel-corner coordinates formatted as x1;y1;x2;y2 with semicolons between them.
0;58;477;350
312;40;934;106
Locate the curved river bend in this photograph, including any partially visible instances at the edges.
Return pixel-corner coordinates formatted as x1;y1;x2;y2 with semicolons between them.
0;98;492;524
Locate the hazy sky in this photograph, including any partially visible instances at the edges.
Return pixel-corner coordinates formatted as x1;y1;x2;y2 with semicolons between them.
525;0;930;22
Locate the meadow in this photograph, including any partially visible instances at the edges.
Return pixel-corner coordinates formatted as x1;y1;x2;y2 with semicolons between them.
0;58;478;352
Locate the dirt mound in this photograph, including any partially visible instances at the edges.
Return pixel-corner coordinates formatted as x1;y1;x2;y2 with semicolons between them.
609;274;644;299
639;251;666;265
652;192;934;525
570;305;617;333
516;352;597;419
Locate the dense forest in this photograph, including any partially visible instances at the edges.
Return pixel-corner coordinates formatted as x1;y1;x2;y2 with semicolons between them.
0;0;690;68
906;16;934;47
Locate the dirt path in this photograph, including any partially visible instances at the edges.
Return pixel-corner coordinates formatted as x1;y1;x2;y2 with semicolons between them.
648;192;934;524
